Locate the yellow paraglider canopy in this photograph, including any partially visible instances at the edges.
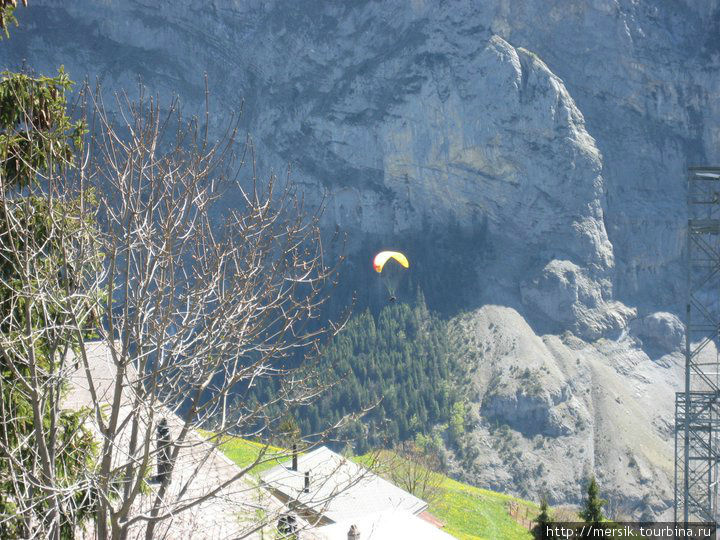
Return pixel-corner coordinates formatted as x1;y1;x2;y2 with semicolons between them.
373;251;409;273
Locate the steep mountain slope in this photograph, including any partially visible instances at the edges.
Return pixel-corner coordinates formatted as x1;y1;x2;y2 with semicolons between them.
6;0;720;518
453;305;681;518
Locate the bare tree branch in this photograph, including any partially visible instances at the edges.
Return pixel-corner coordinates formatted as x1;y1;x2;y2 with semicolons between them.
0;83;360;539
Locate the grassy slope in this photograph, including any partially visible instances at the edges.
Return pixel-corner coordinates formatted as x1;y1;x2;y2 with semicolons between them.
434;475;535;540
212;434;536;539
206;433;286;475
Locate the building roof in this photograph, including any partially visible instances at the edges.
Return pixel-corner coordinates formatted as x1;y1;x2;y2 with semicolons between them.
63;340;297;540
260;446;428;525
314;510;456;540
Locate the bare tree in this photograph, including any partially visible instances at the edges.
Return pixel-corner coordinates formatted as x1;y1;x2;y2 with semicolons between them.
376;441;445;506
0;84;352;539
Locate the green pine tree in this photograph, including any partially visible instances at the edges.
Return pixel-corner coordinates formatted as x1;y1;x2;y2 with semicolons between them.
579;475;606;526
0;6;99;537
287;298;466;449
0;0;26;39
533;496;552;539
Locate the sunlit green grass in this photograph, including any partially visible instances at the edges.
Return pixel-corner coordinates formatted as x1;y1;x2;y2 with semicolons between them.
432;475;535;539
354;450;536;539
211;434;539;539
199;431;287;476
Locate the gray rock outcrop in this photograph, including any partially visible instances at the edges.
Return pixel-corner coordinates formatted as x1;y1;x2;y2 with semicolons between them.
456;305;680;517
630;312;685;355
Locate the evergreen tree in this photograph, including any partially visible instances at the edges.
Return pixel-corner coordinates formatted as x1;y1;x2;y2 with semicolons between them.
533;496;552;540
0;6;99;537
0;0;26;39
275;414;301;448
290;294;467;451
449;400;466;445
579;475;606;526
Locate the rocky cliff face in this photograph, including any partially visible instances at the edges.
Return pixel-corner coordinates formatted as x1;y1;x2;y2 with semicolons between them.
6;0;720;517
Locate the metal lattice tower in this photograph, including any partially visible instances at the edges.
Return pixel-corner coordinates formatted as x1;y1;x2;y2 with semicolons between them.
675;166;720;523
